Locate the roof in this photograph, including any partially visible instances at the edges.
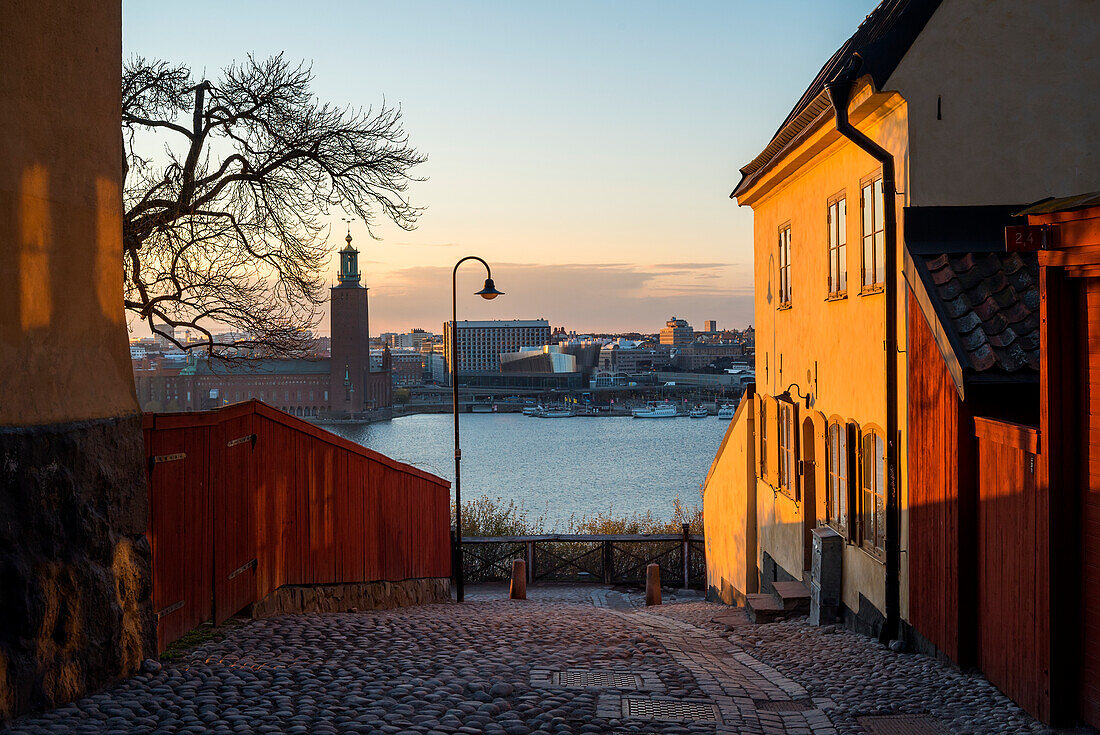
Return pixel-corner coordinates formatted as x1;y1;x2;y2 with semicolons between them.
453;320;550;329
732;0;943;198
1015;190;1100;216
181;358;331;376
916;252;1040;376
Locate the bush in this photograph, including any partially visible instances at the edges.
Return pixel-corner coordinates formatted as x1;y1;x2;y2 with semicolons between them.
453;494;702;536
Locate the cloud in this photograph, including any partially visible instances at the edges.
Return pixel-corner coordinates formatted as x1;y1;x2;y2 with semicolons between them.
651;262;734;270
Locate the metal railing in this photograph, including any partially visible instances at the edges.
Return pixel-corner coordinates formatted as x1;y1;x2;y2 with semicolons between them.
456;525;705;589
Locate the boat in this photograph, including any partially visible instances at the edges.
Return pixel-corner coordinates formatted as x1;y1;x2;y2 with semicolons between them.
717;403;736;419
632;402;678;418
539;407;573;418
522;405;542;416
689;406;709;418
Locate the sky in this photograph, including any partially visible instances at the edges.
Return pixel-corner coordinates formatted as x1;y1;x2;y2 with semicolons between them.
123;0;880;336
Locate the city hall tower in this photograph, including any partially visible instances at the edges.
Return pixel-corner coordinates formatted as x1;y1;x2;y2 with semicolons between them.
329;231;371;413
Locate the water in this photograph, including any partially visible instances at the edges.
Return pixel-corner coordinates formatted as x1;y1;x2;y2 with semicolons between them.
326;413;728;528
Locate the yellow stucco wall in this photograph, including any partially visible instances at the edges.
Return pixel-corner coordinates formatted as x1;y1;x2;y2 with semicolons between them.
732;87;909;618
702;397;758;604
0;1;137;426
888;0;1100;206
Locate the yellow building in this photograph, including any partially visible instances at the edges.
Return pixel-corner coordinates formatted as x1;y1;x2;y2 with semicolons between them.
704;0;1099;641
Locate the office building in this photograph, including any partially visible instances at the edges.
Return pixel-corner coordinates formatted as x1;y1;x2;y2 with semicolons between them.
659;317;694;347
443;319;551;373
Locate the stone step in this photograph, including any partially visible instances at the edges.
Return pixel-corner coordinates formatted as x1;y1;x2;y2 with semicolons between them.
746;593;786;623
771;581;811;614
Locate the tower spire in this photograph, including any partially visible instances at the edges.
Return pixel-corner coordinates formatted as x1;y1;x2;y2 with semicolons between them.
336;226;361;287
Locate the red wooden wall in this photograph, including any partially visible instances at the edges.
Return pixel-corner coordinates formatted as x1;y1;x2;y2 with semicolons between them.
907;290;975;665
1081;276;1100;727
974;417;1048;723
144;401;451;651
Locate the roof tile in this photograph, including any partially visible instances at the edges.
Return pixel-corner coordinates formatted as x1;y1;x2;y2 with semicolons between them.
920;251;1040;375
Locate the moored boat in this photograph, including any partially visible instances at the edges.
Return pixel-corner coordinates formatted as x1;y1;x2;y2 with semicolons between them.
632;402;678;418
689;406;709;418
717;403;736;419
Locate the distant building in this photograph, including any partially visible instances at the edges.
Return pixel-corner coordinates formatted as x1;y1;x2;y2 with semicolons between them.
704;319;717;332
180;358;334;415
390;350;425;386
597;344;670;374
672;342;745;370
443;319;551;373
393;328;431;350
499;345;577;373
425;353;448;384
659;317;693;347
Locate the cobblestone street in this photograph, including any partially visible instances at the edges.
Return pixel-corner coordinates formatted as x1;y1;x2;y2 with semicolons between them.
2;586;1049;734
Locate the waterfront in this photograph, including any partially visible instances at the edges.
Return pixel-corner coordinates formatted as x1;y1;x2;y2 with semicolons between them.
326;412;729;527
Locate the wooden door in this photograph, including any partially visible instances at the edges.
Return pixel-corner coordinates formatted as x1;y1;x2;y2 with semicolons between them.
1081;277;1100;728
213;412;258;624
146;425;212;651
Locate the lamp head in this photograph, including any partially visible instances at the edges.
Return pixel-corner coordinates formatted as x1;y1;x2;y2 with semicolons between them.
476;278;504;300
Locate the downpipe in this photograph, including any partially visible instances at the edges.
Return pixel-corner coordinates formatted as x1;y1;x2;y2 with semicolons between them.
826;59;901;645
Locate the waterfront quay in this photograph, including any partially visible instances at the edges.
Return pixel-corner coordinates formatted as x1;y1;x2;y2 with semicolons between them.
394;380;746;417
2;586;1044;735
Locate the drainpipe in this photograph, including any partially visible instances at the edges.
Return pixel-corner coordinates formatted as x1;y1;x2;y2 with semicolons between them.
826;56;901;644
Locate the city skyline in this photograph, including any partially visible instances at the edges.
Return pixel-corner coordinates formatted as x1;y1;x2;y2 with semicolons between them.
122;0;882;334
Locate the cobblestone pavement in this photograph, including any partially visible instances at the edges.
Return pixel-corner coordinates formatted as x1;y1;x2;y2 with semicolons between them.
2;585;1050;734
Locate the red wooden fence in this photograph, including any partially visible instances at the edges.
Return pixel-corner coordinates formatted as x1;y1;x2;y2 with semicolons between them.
144;400;451;651
974;416;1048;722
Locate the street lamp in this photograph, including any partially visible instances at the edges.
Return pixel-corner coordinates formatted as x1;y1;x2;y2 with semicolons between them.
451;256;503;602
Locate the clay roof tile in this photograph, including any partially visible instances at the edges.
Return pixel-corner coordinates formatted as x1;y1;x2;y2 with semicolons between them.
920;251;1040;376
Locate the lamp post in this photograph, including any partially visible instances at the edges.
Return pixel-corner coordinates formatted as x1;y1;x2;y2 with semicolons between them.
451;256;503;602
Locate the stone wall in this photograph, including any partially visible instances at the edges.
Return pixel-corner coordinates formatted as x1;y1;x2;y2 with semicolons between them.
0;416;155;720
252;579;451;619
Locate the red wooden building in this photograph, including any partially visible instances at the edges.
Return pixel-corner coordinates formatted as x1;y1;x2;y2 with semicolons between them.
905;192;1100;727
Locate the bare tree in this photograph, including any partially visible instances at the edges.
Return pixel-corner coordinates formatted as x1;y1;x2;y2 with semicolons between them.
122;54;425;355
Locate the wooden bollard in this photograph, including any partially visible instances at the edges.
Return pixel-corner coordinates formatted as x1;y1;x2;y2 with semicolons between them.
510;559;527;600
645;563;661;606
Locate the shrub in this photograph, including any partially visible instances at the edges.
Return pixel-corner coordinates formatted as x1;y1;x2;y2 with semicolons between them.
453;494;702;536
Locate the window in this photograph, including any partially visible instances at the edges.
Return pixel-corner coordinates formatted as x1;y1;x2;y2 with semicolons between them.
860;429;886;557
826;420;849;536
861;176;885;290
777;401;797;499
758;400;768;479
778;225;792;306
827;196;847;296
